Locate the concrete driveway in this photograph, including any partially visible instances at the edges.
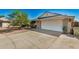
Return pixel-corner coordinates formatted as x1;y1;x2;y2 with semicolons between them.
0;30;57;49
0;30;79;49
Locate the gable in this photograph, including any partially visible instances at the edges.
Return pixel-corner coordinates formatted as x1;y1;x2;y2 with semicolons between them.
42;13;57;17
38;12;62;19
38;12;75;21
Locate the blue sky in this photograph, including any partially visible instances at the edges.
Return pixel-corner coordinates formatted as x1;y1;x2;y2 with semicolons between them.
0;9;79;21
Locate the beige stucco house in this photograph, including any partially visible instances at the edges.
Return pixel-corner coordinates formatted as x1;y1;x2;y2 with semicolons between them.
36;12;75;33
0;17;10;28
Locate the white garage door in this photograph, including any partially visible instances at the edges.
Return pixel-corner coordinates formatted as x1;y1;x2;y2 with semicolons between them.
41;19;63;32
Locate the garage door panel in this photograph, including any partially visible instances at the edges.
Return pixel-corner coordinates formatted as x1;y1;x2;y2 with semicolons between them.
41;19;63;32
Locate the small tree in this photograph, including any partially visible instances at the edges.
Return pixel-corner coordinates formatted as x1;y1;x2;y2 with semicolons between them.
9;10;30;27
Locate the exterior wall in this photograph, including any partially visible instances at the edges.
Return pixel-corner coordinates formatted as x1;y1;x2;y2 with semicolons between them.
36;20;41;29
68;18;74;33
63;18;74;33
41;19;63;32
63;18;68;33
67;20;72;33
2;23;10;27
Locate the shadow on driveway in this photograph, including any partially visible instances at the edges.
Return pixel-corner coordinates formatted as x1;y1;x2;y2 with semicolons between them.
30;29;62;37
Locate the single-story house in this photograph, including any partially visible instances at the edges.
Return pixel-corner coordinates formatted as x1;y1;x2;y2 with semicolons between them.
35;12;75;33
30;20;37;28
73;21;79;27
0;17;10;28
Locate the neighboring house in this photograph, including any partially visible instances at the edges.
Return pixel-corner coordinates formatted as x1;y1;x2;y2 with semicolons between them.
35;12;75;33
0;17;10;28
73;21;79;27
30;20;37;28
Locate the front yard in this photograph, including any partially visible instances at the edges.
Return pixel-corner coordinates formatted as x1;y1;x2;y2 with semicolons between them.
0;30;57;49
0;29;79;49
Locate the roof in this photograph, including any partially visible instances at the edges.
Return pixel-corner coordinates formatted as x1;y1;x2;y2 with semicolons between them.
0;17;10;22
37;12;75;19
